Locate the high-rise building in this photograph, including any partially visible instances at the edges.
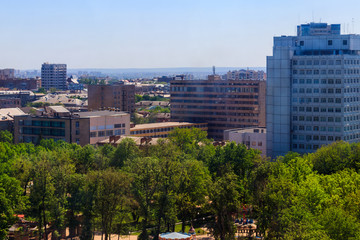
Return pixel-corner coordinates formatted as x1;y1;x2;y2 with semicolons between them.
87;84;135;113
267;23;360;158
41;63;67;90
171;76;266;140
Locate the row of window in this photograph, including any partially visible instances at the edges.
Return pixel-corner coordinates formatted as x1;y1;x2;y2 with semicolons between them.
292;97;342;103
293;125;341;132
20;127;66;137
293;116;342;122
172;111;259;118
171;87;259;93
19;120;65;128
293;59;351;66
293;135;342;141
90;123;126;131
171;100;258;104
293;78;342;84
131;125;206;135
293;88;343;94
293;69;343;75
293;106;342;113
90;129;126;138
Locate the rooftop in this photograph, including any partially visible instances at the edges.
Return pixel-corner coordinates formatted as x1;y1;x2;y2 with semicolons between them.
225;127;267;134
0;108;26;121
131;122;206;131
75;110;129;118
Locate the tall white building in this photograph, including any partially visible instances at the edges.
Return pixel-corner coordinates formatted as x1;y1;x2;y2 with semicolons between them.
41;63;67;90
267;23;360;158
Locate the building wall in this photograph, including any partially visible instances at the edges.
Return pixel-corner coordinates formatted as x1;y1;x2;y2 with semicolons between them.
130;123;208;138
0;78;40;90
88;84;135;113
266;23;360;158
224;128;266;157
41;63;67;90
88;114;130;144
0;98;21;108
170;79;266;140
14;115;91;146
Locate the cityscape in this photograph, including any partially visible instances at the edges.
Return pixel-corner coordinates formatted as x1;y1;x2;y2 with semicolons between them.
1;1;360;240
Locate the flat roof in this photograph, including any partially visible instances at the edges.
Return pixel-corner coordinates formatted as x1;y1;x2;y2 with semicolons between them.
75;110;129;118
225;127;266;134
0;108;26;121
131;122;207;131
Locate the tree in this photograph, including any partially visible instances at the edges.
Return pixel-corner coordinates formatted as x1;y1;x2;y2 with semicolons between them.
0;130;13;143
125;157;161;240
209;169;240;240
111;138;138;168
37;87;47;94
91;169;132;240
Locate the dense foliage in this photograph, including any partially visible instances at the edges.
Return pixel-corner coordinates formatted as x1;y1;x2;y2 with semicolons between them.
1;128;360;240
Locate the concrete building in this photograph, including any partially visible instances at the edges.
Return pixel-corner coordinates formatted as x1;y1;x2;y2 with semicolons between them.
0;90;36;107
170;78;266;140
226;69;266;81
0;78;41;91
0;108;26;132
0;69;15;80
130;122;208;138
41;63;67;90
0;98;21;108
88;84;135;113
267;22;360;158
14;107;130;146
224;127;266;157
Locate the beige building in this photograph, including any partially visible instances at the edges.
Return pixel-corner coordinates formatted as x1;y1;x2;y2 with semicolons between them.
88;84;135;113
224;127;267;157
130;122;208;138
14;108;130;146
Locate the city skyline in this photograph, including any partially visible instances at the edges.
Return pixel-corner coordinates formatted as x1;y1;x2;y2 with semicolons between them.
1;0;360;69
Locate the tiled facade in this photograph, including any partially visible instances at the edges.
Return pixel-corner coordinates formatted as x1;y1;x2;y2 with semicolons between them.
267;23;360;157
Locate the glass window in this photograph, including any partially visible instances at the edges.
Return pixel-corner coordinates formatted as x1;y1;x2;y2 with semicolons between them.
90;132;97;138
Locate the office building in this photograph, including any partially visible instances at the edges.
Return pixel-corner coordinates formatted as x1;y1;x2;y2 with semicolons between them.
88;84;135;113
267;22;360;158
41;63;67;90
171;76;266;140
224;127;266;157
0;69;15;80
14;107;130;146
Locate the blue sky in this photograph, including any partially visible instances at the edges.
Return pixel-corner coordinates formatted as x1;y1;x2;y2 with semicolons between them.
1;0;360;69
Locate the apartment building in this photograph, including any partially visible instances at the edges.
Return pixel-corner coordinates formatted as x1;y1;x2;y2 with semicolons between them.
170;77;266;140
41;63;67;90
267;22;360;157
87;84;135;113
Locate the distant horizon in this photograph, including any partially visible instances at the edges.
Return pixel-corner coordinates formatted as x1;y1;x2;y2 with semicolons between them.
1;0;360;69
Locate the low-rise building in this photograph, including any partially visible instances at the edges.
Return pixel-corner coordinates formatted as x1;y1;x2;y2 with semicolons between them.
130;122;208;138
14;108;130;146
0;108;26;132
0;90;36;107
224;127;266;157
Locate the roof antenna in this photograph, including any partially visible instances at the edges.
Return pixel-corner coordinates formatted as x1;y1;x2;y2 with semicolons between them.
212;66;216;75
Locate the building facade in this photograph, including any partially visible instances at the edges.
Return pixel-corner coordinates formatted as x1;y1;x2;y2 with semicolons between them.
87;84;135;113
14;109;130;146
130;122;208;138
41;63;67;90
267;22;360;158
224;127;266;157
171;78;266;140
0;78;41;91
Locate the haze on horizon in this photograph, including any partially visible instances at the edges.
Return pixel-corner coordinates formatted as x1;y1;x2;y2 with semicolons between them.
1;0;360;70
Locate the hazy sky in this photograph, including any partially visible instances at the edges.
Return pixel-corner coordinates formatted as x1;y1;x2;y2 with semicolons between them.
1;0;360;69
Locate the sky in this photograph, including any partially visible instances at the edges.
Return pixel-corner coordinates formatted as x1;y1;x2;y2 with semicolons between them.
1;0;360;69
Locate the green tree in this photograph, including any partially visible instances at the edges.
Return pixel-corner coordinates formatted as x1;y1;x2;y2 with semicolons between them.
111;138;138;168
0;130;13;143
209;169;240;240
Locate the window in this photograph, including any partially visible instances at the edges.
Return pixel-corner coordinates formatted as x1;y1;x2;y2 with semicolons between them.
98;131;105;137
76;129;80;135
114;124;122;128
328;40;333;45
300;41;304;46
314;79;319;84
76;121;79;128
106;130;114;136
343;40;348;45
90;132;97;138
